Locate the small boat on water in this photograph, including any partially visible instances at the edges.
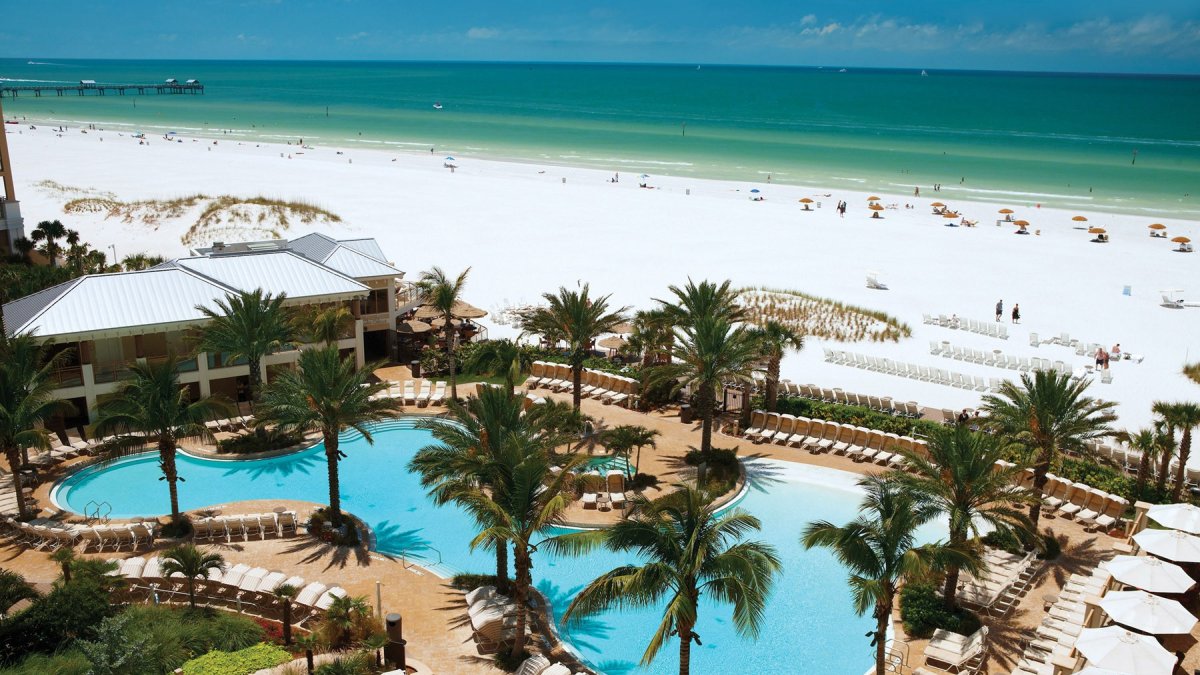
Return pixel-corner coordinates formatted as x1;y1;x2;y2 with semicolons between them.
921;69;929;76
432;102;443;110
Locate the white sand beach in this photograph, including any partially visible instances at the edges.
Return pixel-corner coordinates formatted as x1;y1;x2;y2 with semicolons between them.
5;125;1199;451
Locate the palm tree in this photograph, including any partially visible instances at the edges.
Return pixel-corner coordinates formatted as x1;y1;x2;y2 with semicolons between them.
555;485;781;675
652;317;759;454
454;431;580;660
194;289;293;404
94;356;230;524
896;425;1034;609
323;594;372;648
294;633;322;675
273;582;300;645
362;632;388;668
1154;402;1200;501
1122;424;1170;498
256;346;400;530
160;544;225;609
656;278;746;326
521;285;628;410
803;475;965;675
981;370;1116;532
752;320;804;413
621;309;674;369
599;425;659;481
119;252;165;272
416;266;471;400
12;237;34;264
0;334;74;521
295;305;354;346
29;220;66;267
465;338;532;396
50;548;77;584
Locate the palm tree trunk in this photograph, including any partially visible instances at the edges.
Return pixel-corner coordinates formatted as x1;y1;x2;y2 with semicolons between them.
187;579;196;608
494;538;509;594
6;448;26;522
161;439;181;522
282;602;293;645
678;623;693;675
739;383;752;432
699;383;715;454
874;600;891;675
305;649;314;675
445;320;457;400
571;363;583;410
942;531;965;609
1027;451;1051;534
1157;442;1174;493
766;357;781;412
248;356;263;405
1136;450;1151;497
509;549;530;660
1172;428;1193;501
324;431;343;529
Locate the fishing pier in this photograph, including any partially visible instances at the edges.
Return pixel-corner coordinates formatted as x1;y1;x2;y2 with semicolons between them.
0;80;204;98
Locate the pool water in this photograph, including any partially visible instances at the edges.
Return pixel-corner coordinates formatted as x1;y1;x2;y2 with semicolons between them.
55;419;933;674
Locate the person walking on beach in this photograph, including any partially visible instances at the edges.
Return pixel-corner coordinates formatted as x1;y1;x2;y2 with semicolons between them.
995;299;1003;322
914;186;920;196
1011;304;1020;324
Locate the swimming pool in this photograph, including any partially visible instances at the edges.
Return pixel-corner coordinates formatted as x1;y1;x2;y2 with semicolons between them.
54;419;932;674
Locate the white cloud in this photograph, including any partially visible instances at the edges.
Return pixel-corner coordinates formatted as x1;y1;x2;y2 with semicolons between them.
466;27;500;40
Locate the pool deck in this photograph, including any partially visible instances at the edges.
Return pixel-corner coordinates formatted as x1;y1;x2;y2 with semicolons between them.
12;383;1200;674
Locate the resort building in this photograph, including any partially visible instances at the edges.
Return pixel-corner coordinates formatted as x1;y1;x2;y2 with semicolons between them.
2;233;403;427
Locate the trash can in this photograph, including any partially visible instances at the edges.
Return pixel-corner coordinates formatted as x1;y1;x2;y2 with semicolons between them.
384;613;406;668
409;360;421;378
679;404;693;424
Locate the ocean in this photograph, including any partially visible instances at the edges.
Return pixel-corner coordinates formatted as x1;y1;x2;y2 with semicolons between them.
3;59;1198;217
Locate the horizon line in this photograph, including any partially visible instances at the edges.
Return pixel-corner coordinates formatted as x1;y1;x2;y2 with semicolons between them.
2;56;1198;79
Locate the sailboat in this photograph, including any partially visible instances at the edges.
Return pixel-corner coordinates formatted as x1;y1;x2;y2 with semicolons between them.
921;69;929;77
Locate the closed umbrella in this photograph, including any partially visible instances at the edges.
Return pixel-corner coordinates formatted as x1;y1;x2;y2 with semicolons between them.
1133;528;1200;562
1105;555;1195;594
1098;590;1197;635
1073;626;1175;675
1148;503;1200;534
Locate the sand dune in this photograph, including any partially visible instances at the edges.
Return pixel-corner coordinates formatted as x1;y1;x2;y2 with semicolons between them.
5;125;1199;453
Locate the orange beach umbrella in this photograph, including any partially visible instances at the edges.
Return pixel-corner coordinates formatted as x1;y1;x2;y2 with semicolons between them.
869;203;885;211
867;195;881;202
1172;236;1191;244
1149;223;1167;230
998;208;1014;214
1088;227;1106;234
799;198;814;203
1014;220;1030;227
931;202;945;207
943;213;959;219
1073;215;1089;222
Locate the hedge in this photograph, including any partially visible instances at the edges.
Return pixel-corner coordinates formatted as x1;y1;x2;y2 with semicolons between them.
771;396;942;438
181;643;291;675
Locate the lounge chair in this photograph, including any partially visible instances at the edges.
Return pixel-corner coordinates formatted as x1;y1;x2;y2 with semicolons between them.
1090;495;1128;531
923;627;988;672
831;424;857;455
753;413;781;443
1058;484;1096;519
786;417;812;447
415;381;432;406
744;410;768;438
294;581;328;608
315;586;347;610
402;381;417;405
515;655;551;675
770;415;797;444
606;471;627;509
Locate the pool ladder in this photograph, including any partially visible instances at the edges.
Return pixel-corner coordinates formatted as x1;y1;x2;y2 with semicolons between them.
84;500;112;524
401;544;443;572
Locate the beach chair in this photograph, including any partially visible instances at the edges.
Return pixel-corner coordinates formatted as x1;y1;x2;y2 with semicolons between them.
294;581;328;609
923;627;987;672
744;410;768;439
528;362;548;388
786;417;812;447
400;381;416;405
752;413;781;443
860;431;886;463
831;424;857;455
1058;484;1096;519
606;472;627;509
815;422;842;453
119;556;147;581
414;381;432;406
770;415;797;444
843;427;870;460
1090;496;1128;532
798;420;826;452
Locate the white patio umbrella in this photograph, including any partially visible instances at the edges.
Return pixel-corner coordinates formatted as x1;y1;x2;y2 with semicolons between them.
1105;555;1195;594
1073;626;1175;675
1098;590;1197;635
1148;503;1200;534
1133;528;1200;562
1075;668;1133;675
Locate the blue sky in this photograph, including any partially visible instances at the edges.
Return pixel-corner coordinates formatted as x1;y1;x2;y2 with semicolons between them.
2;0;1199;73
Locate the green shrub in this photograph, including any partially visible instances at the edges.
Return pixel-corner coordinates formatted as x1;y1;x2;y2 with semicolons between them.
119;605;265;672
0;650;92;675
771;396;941;438
181;643;291;675
217;427;305;455
899;583;982;638
450;573;498;592
0;574;114;664
308;507;362;546
314;652;372;675
683;447;740;496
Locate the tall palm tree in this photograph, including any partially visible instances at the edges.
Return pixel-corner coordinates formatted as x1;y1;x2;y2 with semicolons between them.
752;320;804;413
256;346;400;530
599;425;659;480
652;317;759;454
896;425;1034;609
323;594;372;648
1154;402;1200;501
555;485;781;675
656;278;745;326
454;431;580;660
465;338;532;396
411;386;557;593
273;582;300;645
294;305;354;346
621;309;674;369
50;548;78;584
520;285;628;410
29;220;67;267
94;356;230;524
0;334;74;521
803;475;965;675
194;289;293;404
981;370;1116;532
12;237;34;264
416;266;471;400
119;253;165;272
160;544;225;609
1121;424;1170;498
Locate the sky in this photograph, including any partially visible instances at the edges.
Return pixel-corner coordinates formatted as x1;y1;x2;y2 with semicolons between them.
1;0;1199;74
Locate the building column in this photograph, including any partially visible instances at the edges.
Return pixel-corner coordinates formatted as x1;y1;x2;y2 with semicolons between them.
196;351;212;397
355;319;365;369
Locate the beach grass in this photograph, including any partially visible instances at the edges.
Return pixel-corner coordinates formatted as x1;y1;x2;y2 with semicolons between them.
738;286;911;343
1185;363;1200;386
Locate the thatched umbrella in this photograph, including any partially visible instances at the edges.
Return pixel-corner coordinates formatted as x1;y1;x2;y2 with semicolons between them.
413;300;487;320
396;319;433;335
598;336;627;351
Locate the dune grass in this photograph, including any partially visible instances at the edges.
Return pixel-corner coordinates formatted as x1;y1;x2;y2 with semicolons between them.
738;286;911;343
1185;362;1200;386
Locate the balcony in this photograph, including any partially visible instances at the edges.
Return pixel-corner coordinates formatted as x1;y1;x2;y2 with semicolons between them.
49;366;84;388
207;352;248;370
93;361;134;384
145;354;199;373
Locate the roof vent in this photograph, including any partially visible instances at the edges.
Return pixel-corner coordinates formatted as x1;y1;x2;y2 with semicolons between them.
212;241;225;252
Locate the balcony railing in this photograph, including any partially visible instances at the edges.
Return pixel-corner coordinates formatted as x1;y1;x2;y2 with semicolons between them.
145;354;199;373
49;366;84;388
207;353;248;370
93;361;135;384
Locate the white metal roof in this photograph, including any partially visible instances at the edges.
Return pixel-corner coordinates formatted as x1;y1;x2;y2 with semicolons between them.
338;238;388;262
169;251;369;300
4;267;234;340
288;233;400;279
322;246;402;279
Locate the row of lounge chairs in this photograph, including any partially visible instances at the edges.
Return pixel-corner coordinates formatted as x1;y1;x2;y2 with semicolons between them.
204;416;254;434
192;511;299;542
780;382;923;418
924;313;1009;340
577;470;628;510
823;348;1005;393
110;555;346;618
1010;568;1114;674
369;380;448;406
957;548;1040;617
931;342;1066;374
1035;474;1129;532
527;361;637;406
744;411;930;468
921;626;988;673
464;585;531;656
2;516;156;552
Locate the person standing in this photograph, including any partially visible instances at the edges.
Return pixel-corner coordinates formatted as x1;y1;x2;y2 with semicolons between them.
995;299;1003;322
1011;304;1020;324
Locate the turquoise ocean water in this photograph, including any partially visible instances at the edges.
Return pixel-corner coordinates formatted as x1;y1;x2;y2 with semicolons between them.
3;59;1198;217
